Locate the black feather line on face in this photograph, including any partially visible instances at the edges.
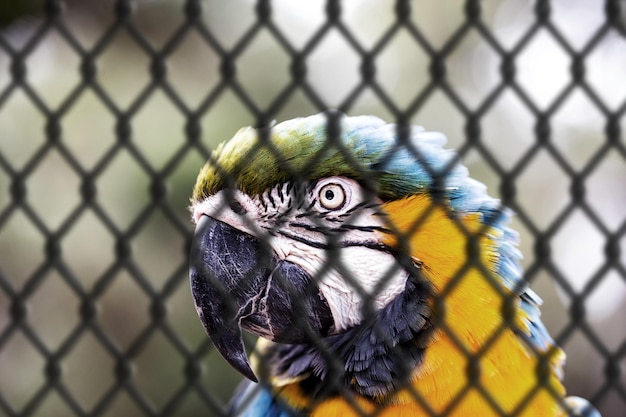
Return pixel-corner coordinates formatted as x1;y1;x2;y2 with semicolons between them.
261;271;433;401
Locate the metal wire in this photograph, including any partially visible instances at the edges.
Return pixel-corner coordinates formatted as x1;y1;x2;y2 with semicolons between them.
0;0;625;416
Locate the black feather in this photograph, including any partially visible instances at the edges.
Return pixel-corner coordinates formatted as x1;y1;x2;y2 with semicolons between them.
263;272;433;401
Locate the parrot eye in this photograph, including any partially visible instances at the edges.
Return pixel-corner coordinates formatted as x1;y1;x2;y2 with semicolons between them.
318;183;346;210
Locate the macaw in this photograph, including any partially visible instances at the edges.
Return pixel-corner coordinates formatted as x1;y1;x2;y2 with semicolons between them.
189;112;600;416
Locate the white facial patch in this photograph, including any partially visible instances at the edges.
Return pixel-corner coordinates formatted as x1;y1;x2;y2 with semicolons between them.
316;246;409;332
264;231;410;333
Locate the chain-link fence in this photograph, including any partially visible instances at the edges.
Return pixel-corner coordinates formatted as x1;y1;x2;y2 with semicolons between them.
0;0;625;416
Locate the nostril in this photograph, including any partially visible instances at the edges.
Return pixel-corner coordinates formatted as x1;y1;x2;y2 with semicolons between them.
229;200;247;215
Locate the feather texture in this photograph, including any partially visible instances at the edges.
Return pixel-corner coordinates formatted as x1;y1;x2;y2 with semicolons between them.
192;112;600;416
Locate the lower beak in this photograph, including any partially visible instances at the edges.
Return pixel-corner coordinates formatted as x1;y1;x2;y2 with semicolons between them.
189;215;333;382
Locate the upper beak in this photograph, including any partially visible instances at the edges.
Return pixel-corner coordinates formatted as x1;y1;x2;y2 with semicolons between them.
189;215;334;382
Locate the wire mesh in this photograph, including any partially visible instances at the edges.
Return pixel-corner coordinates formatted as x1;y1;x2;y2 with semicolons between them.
0;0;625;416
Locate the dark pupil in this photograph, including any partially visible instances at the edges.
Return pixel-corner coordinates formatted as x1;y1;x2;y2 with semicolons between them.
324;189;335;200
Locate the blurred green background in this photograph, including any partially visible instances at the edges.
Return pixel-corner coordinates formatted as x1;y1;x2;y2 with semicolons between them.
0;1;625;416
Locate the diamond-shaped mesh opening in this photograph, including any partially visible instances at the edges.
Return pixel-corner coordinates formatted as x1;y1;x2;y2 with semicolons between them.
516;148;570;230
26;148;81;229
132;90;186;170
481;89;536;170
23;27;82;110
98;270;151;351
375;28;430;109
0;89;46;170
551;88;606;171
96;149;151;229
515;28;571;110
134;332;186;409
28;270;80;349
1;1;625;416
133;211;186;290
552;208;605;294
236;29;293;110
446;28;502;110
0;210;46;288
63;331;116;411
166;29;221;109
166;277;205;347
61;209;116;289
306;28;361;105
62;90;117;170
96;30;152;110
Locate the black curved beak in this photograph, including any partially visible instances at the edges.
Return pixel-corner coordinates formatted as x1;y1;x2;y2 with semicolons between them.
189;215;334;382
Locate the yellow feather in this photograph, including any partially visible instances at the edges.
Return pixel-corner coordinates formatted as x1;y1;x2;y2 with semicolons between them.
277;194;567;415
376;194;566;415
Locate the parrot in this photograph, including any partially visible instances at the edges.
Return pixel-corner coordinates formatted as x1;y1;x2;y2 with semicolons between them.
188;112;601;416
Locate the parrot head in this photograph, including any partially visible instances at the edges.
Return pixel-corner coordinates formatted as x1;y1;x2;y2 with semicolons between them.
189;111;502;388
188;112;603;416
